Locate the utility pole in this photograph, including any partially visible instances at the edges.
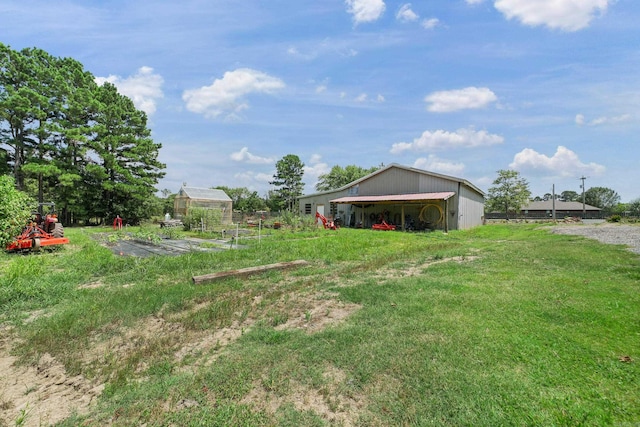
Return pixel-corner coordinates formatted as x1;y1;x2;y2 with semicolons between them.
552;184;556;221
579;176;587;218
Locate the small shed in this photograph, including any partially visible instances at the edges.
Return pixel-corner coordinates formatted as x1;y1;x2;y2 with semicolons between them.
173;186;233;224
298;164;485;231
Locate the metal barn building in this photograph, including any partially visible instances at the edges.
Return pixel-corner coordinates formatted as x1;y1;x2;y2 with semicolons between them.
298;164;485;231
173;186;233;224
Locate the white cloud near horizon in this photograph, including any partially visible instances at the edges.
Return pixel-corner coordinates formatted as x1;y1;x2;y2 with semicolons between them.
95;66;164;116
413;155;465;175
230;147;276;164
345;0;386;24
182;68;285;119
396;4;418;22
509;146;606;176
425;87;497;112
494;0;610;32
391;127;504;153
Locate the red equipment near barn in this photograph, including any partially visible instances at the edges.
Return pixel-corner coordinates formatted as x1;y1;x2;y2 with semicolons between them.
6;203;69;252
315;211;338;230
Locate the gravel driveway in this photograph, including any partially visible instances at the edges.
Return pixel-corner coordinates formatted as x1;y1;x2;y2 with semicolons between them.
549;223;640;255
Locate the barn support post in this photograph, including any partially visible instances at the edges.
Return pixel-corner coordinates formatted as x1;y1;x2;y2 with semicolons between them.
401;205;405;231
444;199;449;233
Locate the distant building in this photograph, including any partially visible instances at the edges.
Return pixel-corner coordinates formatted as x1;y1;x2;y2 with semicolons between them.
173;186;233;223
298;163;485;231
520;200;602;219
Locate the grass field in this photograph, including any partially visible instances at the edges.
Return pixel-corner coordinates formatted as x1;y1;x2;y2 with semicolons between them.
1;223;639;426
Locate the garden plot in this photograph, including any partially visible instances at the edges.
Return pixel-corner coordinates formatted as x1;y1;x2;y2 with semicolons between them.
94;234;246;257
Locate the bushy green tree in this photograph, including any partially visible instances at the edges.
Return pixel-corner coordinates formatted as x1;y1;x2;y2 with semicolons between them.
627;198;640;217
584;186;620;215
560;190;580;202
315;164;380;192
485;170;531;219
0;43;165;225
270;154;304;212
215;186;266;213
88;82;165;224
0;175;33;247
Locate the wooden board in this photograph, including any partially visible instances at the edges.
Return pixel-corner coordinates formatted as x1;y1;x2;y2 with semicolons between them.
192;260;310;285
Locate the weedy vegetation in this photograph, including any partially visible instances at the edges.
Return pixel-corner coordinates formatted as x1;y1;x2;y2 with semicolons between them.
0;223;639;426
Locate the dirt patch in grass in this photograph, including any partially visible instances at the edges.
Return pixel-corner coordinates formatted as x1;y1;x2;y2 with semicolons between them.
241;365;367;426
0;333;104;427
0;271;363;425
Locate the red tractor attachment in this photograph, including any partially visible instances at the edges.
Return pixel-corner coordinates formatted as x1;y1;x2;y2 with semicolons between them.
6;203;69;252
315;212;338;230
372;220;396;231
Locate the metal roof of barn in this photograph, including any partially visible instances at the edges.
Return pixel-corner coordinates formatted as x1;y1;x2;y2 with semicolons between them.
523;200;600;211
330;191;455;204
178;187;232;201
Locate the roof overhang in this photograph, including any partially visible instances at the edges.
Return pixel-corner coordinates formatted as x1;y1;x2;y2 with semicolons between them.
330;192;455;205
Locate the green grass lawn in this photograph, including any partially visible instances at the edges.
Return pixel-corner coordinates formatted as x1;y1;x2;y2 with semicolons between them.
1;224;639;426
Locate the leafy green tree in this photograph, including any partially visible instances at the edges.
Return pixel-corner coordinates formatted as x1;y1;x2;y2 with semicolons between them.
627;198;640;217
485;170;531;219
270;154;305;212
216;186;267;213
315;164;380;192
560;190;580;202
584;186;620;215
0;175;33;247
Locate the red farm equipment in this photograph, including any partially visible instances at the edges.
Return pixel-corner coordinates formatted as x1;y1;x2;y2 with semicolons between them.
372;211;396;231
315;212;338;230
372;220;396;231
6;203;69;252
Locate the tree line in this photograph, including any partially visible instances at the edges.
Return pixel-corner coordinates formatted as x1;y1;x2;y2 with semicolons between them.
1;43;165;225
485;169;640;218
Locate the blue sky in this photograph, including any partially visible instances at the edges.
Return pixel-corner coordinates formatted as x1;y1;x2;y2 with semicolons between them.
2;0;638;201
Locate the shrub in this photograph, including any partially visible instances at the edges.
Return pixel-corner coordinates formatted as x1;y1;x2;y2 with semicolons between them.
0;176;34;247
607;214;622;223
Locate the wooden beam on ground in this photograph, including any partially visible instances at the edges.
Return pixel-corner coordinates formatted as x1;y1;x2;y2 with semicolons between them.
192;260;310;285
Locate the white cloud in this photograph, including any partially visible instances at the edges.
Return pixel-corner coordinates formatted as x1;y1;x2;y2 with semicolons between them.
182;68;285;119
233;170;273;191
304;154;330;191
397;4;419;22
494;0;610;32
425;87;497;113
345;0;386;24
376;94;385;102
287;46;317;61
575;113;632;126
466;0;485;4
316;85;327;94
355;93;368;102
95;66;164;116
413;155;465;175
390;127;504;153
421;18;440;29
590;114;632;126
230;147;275;164
509;146;606;176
